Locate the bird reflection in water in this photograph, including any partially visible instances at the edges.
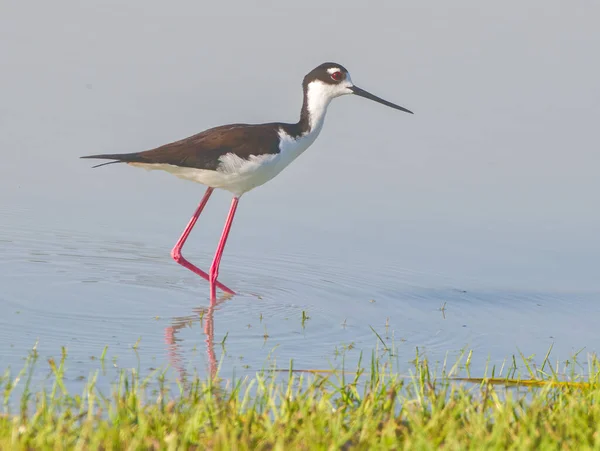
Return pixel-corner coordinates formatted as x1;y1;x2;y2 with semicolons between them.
164;294;233;382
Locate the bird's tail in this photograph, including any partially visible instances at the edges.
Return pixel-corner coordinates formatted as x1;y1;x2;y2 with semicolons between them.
80;153;142;168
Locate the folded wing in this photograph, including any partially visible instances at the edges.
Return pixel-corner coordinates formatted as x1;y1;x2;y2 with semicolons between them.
81;123;282;170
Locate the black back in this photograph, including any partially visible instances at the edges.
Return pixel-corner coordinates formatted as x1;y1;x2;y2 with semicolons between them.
81;62;350;170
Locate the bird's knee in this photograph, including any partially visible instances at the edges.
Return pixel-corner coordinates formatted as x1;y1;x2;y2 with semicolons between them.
171;248;182;262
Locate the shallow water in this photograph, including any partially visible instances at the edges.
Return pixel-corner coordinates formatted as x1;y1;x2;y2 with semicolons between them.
2;205;599;394
2;0;600;394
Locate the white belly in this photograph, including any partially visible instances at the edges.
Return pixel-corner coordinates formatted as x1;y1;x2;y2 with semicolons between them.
129;127;321;196
130;154;282;196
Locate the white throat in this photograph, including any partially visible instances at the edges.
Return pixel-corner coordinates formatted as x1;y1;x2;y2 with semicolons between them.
304;78;353;134
305;81;334;133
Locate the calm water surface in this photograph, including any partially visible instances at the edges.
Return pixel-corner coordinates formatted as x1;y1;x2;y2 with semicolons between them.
1;202;599;393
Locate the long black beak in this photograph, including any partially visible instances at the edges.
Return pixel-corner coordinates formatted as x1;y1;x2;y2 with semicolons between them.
349;86;413;114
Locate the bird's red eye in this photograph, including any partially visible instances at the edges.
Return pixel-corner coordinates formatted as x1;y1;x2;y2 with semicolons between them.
331;71;343;81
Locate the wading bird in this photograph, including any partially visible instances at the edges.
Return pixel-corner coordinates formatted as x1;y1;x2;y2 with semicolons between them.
82;62;413;302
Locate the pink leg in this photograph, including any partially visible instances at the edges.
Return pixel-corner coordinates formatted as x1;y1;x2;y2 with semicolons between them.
170;187;235;295
209;196;240;302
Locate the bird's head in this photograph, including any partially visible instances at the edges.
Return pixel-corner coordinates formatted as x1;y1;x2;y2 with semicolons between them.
302;62;413;114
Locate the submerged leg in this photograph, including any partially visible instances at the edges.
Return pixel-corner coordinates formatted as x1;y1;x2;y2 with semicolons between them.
171;187;235;295
209;196;240;301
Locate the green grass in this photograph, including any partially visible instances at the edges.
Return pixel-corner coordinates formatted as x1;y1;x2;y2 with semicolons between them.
1;346;600;450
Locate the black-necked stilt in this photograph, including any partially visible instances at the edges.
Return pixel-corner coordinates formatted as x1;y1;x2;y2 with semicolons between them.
82;62;413;302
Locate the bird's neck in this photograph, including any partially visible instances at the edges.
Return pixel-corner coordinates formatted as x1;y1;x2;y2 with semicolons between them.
297;81;332;136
